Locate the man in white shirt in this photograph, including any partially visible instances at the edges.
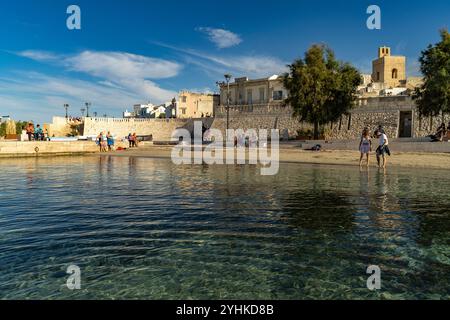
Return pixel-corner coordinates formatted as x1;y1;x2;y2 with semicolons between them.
376;130;390;169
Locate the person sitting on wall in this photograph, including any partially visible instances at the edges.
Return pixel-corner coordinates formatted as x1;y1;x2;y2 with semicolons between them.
26;123;34;141
430;123;446;142
34;125;44;141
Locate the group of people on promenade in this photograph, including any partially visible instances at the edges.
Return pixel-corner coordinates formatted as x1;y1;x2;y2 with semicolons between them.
359;125;390;169
96;132;115;152
25;123;48;141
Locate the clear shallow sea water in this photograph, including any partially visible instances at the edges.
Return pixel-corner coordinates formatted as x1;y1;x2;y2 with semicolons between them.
0;156;448;300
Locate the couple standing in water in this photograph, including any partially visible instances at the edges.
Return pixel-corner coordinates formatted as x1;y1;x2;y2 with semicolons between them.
359;126;390;169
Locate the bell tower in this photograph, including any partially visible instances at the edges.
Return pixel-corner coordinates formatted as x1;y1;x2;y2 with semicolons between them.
372;46;406;88
378;46;391;58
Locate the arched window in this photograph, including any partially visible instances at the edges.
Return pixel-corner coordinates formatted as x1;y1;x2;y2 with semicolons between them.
392;69;398;79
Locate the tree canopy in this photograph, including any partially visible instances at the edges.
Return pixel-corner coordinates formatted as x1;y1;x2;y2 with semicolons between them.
283;44;361;139
414;29;450;121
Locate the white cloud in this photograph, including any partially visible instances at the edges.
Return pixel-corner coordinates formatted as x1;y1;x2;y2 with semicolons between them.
0;72;146;121
66;51;181;79
197;27;242;49
14;50;180;112
17;50;60;62
154;42;288;78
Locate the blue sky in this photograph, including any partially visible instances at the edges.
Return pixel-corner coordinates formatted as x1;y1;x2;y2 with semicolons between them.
0;0;449;123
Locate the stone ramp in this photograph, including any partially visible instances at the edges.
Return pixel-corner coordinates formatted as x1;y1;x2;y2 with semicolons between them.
292;138;450;153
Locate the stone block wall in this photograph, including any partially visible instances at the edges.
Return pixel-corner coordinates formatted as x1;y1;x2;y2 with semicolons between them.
211;96;448;140
83;117;192;141
0;141;99;156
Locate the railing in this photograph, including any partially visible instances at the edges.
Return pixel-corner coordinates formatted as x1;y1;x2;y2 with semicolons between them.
215;102;289;116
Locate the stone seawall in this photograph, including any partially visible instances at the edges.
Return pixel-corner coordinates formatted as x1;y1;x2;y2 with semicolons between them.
83;117;192;141
0;141;100;157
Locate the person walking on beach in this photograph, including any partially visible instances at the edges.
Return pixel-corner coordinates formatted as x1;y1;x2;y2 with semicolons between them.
132;133;138;148
101;132;108;152
107;132;115;151
376;130;390;169
359;128;372;167
127;133;133;148
96;132;103;152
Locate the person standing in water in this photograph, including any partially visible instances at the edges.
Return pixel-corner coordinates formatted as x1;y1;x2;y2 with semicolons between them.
359;128;372;167
376;130;390;169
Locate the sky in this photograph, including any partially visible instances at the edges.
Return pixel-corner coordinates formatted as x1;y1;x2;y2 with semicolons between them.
0;0;449;123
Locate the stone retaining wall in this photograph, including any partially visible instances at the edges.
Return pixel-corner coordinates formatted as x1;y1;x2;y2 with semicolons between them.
212;97;449;140
0;141;99;156
82;117;192;141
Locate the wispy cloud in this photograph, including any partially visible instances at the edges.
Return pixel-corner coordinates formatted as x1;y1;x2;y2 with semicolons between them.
0;72;148;120
15;50;180;105
197;27;242;49
2;50;183;121
154;42;288;78
65;51;181;79
17;50;60;62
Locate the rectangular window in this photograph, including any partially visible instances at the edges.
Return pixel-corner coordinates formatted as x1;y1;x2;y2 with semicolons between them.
182;96;187;103
273;91;283;101
259;88;265;103
181;108;186;115
247;89;253;104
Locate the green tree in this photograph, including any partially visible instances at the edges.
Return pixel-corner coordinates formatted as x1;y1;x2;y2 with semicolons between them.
414;29;450;124
0;122;6;137
15;121;28;134
283;44;361;139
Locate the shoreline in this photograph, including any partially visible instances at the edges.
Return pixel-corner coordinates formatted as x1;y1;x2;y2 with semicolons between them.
1;144;450;170
103;146;450;170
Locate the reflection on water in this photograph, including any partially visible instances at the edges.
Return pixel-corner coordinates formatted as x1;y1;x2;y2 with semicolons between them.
0;156;448;300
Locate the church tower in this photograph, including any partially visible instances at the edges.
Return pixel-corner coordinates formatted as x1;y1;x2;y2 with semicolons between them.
372;46;406;88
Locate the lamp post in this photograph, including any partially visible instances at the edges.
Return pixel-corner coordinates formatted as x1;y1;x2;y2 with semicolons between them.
216;74;232;131
64;104;69;119
224;74;232;131
85;102;92;117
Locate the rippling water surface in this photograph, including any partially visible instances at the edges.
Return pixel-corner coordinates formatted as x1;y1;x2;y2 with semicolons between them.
0;156;449;300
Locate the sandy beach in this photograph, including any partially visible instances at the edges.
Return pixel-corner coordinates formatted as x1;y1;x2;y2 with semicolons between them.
106;145;450;170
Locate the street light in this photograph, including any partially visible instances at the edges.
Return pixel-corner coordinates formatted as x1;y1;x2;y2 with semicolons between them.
64;104;70;119
224;74;232;131
85;102;92;117
216;74;232;131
